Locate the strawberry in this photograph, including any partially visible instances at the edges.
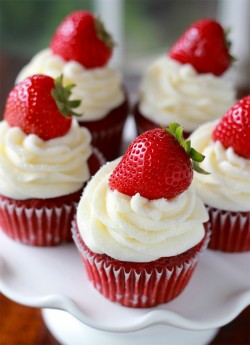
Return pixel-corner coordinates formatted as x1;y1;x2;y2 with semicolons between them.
4;74;81;140
50;10;114;69
109;124;207;200
212;95;250;158
169;18;233;76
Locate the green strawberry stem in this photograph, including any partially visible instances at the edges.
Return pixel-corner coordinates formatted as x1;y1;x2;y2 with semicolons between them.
51;75;82;118
165;123;210;175
224;27;236;62
95;16;115;49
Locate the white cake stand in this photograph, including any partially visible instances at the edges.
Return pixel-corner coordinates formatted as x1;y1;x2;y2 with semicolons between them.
1;118;250;345
0;230;249;345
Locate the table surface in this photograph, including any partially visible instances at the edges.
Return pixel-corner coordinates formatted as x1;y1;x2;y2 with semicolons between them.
0;294;249;345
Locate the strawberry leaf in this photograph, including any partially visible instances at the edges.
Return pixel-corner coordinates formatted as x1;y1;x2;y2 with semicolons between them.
189;148;205;162
65;83;76;91
192;161;210;175
95;16;115;49
175;126;183;142
224;27;236;62
182;139;191;152
168;122;180;133
164;123;209;175
69;100;81;108
51;75;82;118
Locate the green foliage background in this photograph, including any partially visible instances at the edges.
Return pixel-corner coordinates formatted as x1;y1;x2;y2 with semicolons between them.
0;0;92;57
0;0;218;59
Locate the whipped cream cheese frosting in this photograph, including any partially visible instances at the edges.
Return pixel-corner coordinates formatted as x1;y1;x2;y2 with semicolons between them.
16;49;125;122
0;120;92;200
139;56;236;132
77;159;208;262
190;121;250;212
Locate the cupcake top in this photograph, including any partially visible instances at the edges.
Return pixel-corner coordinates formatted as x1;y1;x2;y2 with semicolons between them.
16;11;125;122
77;125;208;262
0;74;93;200
139;56;235;132
138;18;236;132
77;159;207;262
16;49;125;122
190;96;250;212
0;120;92;200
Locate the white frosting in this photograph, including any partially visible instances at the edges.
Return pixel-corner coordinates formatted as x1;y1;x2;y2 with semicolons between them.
0;120;92;200
190;121;250;211
139;56;236;132
77;159;208;262
16;49;125;121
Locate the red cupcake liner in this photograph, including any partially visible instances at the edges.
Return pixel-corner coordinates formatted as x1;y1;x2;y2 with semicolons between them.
0;148;104;247
72;220;209;308
133;103;191;139
206;206;250;252
0;190;83;246
88;147;106;175
79;98;130;161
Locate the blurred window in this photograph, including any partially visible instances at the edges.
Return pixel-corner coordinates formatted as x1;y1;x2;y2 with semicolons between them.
0;0;249;112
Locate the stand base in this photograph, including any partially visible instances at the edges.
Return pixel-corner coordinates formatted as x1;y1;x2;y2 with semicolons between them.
42;309;219;345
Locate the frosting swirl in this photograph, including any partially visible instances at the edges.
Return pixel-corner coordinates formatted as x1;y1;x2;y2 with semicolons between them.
190;121;250;211
77;159;208;262
139;56;236;132
0;120;92;199
16;49;125;121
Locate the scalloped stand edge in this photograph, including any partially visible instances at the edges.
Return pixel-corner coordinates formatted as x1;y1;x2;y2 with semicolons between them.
42;308;219;345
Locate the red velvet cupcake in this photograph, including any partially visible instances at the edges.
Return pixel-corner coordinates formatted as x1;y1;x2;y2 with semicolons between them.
190;96;250;252
0;74;104;246
72;220;209;308
134;103;190;138
72;124;209;307
134;19;235;137
205;207;249;252
79;95;129;161
16;10;129;161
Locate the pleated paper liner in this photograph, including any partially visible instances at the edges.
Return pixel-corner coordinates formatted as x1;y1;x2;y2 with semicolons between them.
0;190;83;246
72;220;210;308
206;205;250;252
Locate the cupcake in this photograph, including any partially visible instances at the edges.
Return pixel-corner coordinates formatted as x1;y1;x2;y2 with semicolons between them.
190;96;250;252
72;124;209;308
134;18;236;137
16;10;129;161
0;74;104;246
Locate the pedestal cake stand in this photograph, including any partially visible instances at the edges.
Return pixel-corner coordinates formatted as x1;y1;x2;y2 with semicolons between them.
0;230;249;345
0;118;250;345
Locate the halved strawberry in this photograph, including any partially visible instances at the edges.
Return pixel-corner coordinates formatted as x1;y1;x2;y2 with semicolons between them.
109;124;207;200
